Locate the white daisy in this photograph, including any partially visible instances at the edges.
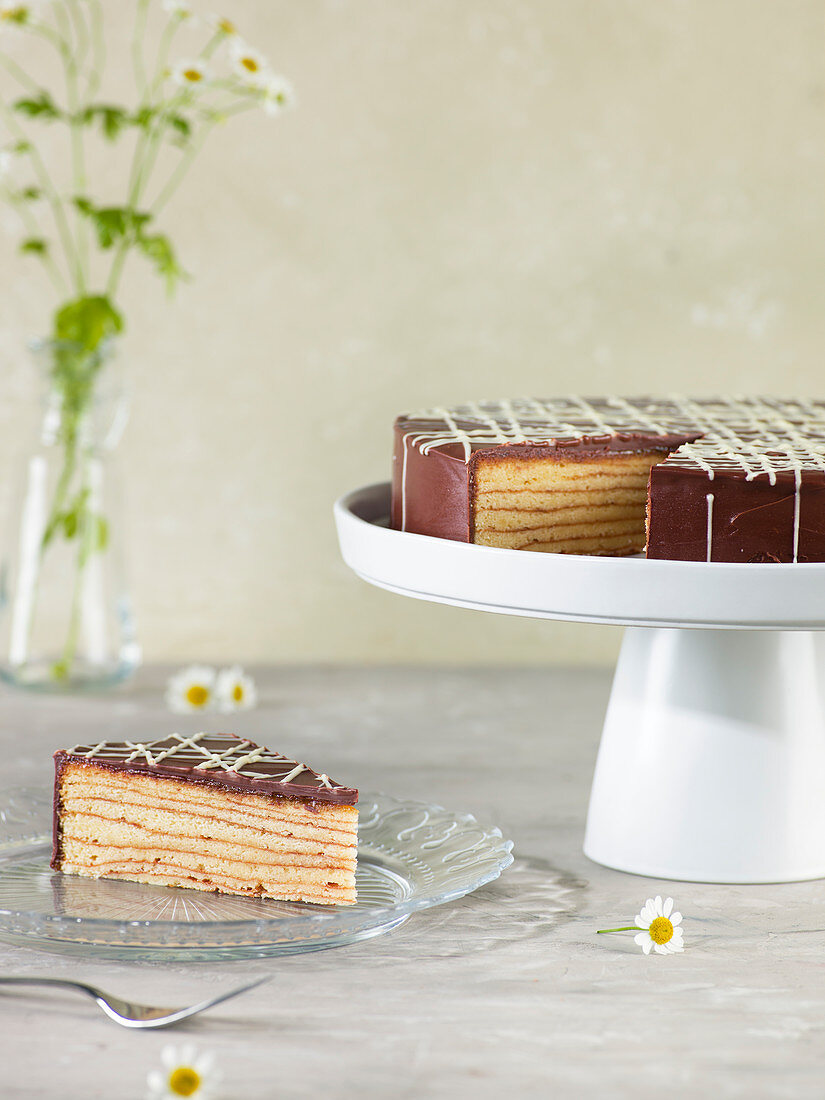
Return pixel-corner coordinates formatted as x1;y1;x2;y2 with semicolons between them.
634;895;684;955
230;39;269;86
146;1044;221;1100
165;665;217;712
262;75;296;116
162;0;192;18
204;13;237;36
170;58;211;88
215;665;257;712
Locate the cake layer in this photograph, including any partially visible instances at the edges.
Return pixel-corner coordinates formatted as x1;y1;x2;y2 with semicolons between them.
52;736;359;906
474;503;641;534
472;451;662;552
477;486;647;511
479;530;644;554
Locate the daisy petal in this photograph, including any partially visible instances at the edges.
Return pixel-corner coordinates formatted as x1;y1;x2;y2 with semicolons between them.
634;932;647;945
671;912;682;926
642;938;653;955
635;916;648;929
653;942;669;954
654;895;663;916
663;897;673;918
160;1046;179;1070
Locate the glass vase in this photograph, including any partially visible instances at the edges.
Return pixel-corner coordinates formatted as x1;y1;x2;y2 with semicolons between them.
0;339;140;691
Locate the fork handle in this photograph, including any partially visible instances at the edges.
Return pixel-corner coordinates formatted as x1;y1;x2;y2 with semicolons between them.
0;976;99;999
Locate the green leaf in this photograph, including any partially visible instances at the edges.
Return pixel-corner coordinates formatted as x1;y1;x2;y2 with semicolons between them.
54;295;124;352
13;92;61;122
20;237;47;254
93;515;108;553
137;232;187;294
73;197;151;249
169;113;191;143
132;106;157;130
129;106;191;144
62;508;78;539
75;104;130;141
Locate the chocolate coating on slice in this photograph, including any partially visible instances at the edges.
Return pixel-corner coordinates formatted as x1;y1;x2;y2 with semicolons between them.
54;732;358;802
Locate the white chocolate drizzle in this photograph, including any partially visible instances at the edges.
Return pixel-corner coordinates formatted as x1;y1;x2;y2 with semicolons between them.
66;732;346;791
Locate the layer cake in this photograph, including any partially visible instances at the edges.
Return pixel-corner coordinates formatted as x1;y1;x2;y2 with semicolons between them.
392;396;825;562
51;733;358;905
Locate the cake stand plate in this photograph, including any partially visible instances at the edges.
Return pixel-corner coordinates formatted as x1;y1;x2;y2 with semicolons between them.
335;483;825;884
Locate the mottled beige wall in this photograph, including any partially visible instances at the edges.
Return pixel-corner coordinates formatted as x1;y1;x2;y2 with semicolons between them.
0;1;823;664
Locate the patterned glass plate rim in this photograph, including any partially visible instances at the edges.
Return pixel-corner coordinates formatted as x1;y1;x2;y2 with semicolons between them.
0;787;514;960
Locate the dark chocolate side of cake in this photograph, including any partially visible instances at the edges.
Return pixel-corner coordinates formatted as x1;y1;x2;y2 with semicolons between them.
51;733;358;869
391;429;471;541
647;465;825;563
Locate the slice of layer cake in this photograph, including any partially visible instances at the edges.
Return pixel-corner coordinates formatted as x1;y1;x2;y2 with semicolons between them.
51;733;358;906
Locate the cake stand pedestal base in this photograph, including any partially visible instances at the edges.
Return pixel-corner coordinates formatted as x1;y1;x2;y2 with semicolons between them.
584;627;825;883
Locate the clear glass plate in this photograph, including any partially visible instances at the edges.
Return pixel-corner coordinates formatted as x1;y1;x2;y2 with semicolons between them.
0;787;514;960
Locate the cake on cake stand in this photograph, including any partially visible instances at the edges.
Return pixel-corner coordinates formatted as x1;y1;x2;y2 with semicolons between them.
335;482;825;885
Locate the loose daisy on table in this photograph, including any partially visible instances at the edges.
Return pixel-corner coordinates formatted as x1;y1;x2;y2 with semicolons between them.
170;58;211;88
597;895;685;955
215;665;257;712
165;665;217;713
146;1044;221;1100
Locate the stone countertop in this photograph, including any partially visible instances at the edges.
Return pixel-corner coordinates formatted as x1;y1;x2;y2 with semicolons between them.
1;666;824;1099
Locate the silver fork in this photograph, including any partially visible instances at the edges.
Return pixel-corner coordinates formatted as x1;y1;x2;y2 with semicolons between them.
0;974;270;1028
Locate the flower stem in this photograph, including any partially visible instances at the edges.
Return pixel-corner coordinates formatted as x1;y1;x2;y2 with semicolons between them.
132;0;150;99
150;119;213;214
596;927;638;934
53;459;92;681
0;52;40;94
85;0;104;100
0;96;79;292
57;2;90;290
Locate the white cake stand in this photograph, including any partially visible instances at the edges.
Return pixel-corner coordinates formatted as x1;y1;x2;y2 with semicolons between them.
335;483;825;884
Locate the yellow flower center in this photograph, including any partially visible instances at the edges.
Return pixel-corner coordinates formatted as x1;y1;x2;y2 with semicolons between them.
218;18;235;33
186;684;210;707
169;1066;201;1097
232;683;244;702
183;68;203;82
241;56;259;73
648;916;674;945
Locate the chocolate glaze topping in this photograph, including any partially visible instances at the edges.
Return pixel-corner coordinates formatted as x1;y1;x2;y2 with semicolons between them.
51;733;358;869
